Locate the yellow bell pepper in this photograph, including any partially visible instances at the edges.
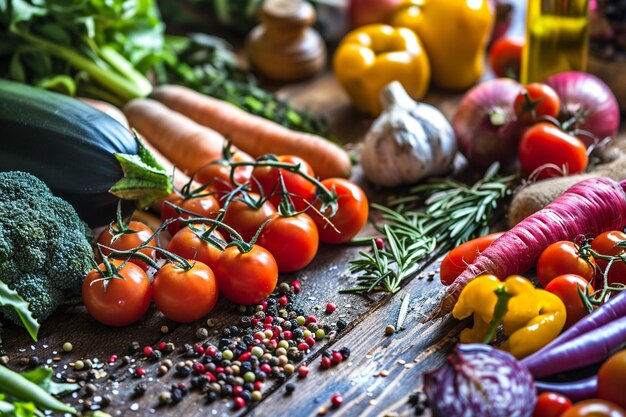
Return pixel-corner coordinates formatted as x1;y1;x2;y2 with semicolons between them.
390;0;493;90
333;24;430;116
452;274;567;359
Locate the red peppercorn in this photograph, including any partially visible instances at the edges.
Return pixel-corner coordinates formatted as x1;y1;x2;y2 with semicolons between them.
206;346;217;357
320;356;332;369
193;362;206;374
194;344;204;354
263;323;272;330
331;351;344;364
260;364;272;374
278;295;288;306
268;339;278;350
264;316;274;324
142;346;153;357
305;336;316;347
375;237;384;250
239;352;252;362
251;318;260;327
261;301;268;311
331;394;343;407
305;315;317;325
158;341;167;350
325;303;336;314
205;371;217;382
254;381;264;391
233;396;246;409
135;367;146;377
298;342;310;351
283;330;293;340
108;354;118;363
177;382;187;390
291;280;301;293
297;365;309;377
216;367;225;374
233;386;244;395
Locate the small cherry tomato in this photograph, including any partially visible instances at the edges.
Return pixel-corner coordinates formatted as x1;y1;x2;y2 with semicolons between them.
310;178;369;244
194;151;254;194
440;232;504;285
514;83;561;123
533;392;573;417
214;245;278;305
83;260;152;327
167;225;225;271
591;231;626;287
152;260;219;323
518;123;588;180
545;274;593;329
161;194;221;235
488;35;525;79
561;399;626;417
222;194;277;242
598;350;626;410
251;155;317;211
97;221;156;271
537;241;596;288
257;213;319;273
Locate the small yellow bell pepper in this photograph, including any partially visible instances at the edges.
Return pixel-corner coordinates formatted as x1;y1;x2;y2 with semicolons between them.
333;24;430;116
390;0;493;90
452;274;567;359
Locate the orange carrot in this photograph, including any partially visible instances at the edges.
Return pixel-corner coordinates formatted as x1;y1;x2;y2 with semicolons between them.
123;98;226;175
151;85;352;179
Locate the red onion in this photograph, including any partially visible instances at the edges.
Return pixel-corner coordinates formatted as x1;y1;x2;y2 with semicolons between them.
424;344;536;417
453;78;525;170
545;71;620;146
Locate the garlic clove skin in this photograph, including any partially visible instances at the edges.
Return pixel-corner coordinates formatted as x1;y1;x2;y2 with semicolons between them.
361;81;457;187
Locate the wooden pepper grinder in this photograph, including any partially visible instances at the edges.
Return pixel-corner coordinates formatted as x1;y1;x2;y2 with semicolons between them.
246;0;327;82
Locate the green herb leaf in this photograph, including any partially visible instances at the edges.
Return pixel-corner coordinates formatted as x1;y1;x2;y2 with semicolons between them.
0;280;39;341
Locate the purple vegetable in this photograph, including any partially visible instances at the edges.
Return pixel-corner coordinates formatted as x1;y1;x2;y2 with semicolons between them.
535;376;598;402
522;315;626;379
424;344;536;417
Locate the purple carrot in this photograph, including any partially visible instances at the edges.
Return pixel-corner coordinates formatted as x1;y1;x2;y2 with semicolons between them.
522;315;626;379
430;177;626;318
534;376;597;402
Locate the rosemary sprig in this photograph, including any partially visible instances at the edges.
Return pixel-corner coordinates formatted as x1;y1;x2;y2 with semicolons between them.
342;164;517;295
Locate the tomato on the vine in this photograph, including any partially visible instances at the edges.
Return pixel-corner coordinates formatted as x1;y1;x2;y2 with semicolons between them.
222;194;277;242
251;155;317;211
194;151;254;194
591;230;626;286
439;232;504;286
514;83;561;123
533;392;572;417
82;260;152;327
213;245;278;305
161;193;221;235
545;274;593;329
97;221;156;271
518;123;588;180
488;36;524;79
310;178;369;244
152;260;219;323
257;213;319;273
536;241;596;288
561;400;626;417
167;225;225;271
598;350;626;410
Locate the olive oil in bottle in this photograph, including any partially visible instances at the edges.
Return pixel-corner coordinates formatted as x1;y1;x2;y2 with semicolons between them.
521;0;590;84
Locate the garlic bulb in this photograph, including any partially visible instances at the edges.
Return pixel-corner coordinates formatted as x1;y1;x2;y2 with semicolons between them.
361;81;457;187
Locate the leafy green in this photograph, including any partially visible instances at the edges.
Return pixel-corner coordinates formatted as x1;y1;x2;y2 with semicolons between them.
0;281;38;342
20;367;79;397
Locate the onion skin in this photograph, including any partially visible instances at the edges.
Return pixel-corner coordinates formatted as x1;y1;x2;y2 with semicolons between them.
424;344;536;417
453;78;525;170
545;71;620;146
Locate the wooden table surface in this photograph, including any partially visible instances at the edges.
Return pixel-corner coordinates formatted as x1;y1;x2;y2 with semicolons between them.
1;2;536;416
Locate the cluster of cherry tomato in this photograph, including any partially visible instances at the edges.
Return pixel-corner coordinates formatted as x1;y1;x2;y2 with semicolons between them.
82;154;369;327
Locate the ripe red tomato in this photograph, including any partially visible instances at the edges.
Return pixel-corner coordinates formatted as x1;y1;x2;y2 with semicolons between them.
536;241;596;288
251;155;317;211
514;83;561;123
518;123;588;180
97;221;156;271
152;260;219;323
488;36;525;79
82;260;152;327
161;194;221;235
591;231;626;287
257;213;319;273
167;225;225;271
598;350;626;410
310;178;369;244
545;274;593;329
561;400;626;417
533;392;573;417
440;232;504;285
213;245;278;305
194;151;254;194
222;194;277;242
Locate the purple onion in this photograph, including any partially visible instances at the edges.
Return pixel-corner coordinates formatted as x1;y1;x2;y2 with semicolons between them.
424;344;536;417
545;71;620;146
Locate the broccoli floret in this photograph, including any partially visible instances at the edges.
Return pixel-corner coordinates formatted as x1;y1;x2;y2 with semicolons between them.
0;171;94;326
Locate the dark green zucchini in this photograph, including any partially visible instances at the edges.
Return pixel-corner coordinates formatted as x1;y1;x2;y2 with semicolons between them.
0;79;171;227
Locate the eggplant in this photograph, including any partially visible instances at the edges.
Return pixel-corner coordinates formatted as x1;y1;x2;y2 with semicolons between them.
0;79;171;227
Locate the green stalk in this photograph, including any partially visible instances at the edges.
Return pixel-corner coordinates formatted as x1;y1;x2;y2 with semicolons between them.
100;46;153;98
